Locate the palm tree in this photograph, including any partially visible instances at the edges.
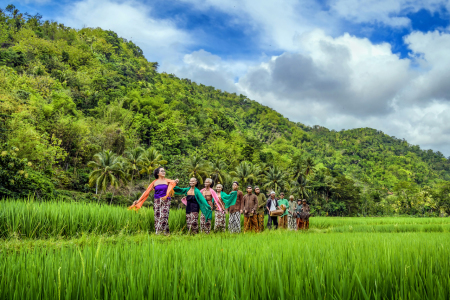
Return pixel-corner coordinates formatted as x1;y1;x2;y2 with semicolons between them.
263;166;288;194
230;161;261;187
304;157;316;177
186;155;210;184
124;146;144;195
291;157;305;180
290;173;310;199
139;147;167;183
87;150;128;204
209;158;228;184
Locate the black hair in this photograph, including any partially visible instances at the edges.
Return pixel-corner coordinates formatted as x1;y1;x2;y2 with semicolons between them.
153;167;164;179
247;185;252;189
233;181;239;186
254;186;259;189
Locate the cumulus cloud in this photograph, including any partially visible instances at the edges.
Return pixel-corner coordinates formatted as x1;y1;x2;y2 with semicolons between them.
179;0;337;51
239;30;412;116
58;0;192;65
165;49;254;93
329;0;447;27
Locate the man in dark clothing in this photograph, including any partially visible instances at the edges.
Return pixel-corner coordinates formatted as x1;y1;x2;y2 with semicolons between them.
266;191;280;229
243;186;258;232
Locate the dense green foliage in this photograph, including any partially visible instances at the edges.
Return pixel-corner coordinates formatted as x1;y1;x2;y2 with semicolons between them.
2;5;450;216
2;231;450;299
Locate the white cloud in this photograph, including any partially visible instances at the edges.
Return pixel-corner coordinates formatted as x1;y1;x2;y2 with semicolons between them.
179;0;337;51
329;0;446;27
58;0;192;65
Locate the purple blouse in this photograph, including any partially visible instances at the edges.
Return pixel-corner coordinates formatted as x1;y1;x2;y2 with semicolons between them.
154;184;170;199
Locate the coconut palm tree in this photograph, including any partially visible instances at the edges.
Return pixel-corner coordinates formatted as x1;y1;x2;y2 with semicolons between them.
304;157;316;177
186;155;210;185
230;161;261;187
124;146;144;195
139;147;167;183
209;158;228;185
290;173;310;199
87;150;128;204
263;166;288;194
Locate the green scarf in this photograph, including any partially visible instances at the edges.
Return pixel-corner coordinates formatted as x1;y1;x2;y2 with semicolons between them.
174;186;212;221
220;191;238;209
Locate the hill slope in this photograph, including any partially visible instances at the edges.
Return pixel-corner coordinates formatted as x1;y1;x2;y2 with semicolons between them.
1;6;450;216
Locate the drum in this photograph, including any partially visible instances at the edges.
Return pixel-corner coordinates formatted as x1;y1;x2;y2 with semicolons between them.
300;212;310;221
270;204;286;216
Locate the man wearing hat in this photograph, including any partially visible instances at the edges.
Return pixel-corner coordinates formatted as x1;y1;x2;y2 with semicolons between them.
265;191;279;230
254;186;267;232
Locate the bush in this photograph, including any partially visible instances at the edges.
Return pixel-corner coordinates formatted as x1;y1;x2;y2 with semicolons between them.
0;147;55;199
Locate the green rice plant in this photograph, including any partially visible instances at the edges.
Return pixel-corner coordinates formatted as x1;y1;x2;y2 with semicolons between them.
2;199;450;239
1;232;449;299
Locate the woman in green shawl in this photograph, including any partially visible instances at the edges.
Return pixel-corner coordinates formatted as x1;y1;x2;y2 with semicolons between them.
175;178;212;235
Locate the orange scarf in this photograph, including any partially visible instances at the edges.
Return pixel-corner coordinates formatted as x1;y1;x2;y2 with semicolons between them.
128;179;177;210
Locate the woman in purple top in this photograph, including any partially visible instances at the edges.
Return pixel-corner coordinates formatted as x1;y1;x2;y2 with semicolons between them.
131;167;178;235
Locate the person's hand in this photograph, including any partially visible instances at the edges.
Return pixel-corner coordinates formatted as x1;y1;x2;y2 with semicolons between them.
175;178;179;184
240;210;243;214
132;200;138;206
245;210;247;214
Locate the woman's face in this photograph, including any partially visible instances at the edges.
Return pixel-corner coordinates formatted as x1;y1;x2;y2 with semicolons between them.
205;180;211;188
216;185;223;192
189;178;197;187
158;168;166;177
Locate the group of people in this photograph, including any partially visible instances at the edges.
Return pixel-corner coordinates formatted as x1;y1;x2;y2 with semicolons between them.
129;167;311;235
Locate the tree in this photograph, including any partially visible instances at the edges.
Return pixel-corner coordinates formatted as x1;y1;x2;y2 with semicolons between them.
185;155;209;185
87;150;128;204
263;166;288;194
304;157;316;177
124;146;144;195
290;173;310;199
230;161;261;187
139;147;167;183
209;158;228;185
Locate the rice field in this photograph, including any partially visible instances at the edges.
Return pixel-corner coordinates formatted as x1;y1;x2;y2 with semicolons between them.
1;232;449;299
1;199;450;299
2;199;450;239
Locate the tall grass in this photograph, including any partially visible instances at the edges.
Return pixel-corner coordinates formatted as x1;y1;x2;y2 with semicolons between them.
2;199;450;239
1;232;449;299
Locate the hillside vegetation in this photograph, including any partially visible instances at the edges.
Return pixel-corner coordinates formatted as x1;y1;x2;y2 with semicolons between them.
1;5;450;216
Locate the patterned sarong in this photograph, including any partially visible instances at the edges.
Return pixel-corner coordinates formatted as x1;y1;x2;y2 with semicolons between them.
228;212;241;233
154;198;171;235
244;214;259;233
257;213;264;232
214;211;226;232
200;212;211;234
186;212;199;235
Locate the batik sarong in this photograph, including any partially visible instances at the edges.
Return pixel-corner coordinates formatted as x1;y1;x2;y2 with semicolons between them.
256;213;264;232
244;215;258;233
200;212;212;234
186;212;199;235
154;198;171;235
288;215;296;230
228;212;241;233
214;211;226;232
279;215;288;229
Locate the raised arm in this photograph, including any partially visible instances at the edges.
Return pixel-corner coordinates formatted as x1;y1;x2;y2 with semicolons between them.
128;180;156;210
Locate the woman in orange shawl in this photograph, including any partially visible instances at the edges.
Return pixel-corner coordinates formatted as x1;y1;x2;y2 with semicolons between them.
129;167;178;235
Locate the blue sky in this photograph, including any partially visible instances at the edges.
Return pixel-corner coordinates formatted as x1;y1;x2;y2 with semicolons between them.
8;0;450;155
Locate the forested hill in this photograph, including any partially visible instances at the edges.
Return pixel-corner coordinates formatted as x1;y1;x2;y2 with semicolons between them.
1;5;450;216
